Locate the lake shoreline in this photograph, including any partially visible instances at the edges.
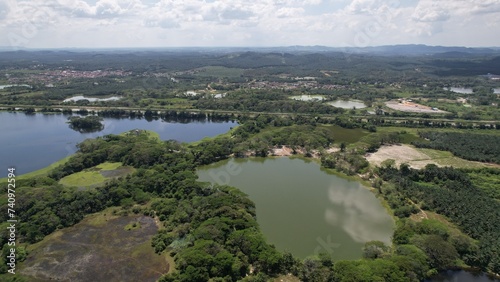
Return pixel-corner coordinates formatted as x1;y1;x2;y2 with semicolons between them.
197;156;395;260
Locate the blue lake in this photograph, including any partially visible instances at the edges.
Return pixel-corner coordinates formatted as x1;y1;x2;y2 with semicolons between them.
0;112;235;175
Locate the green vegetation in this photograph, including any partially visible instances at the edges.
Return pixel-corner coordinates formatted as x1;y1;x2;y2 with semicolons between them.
194;66;246;78
2;49;500;281
0;129;279;280
413;131;500;163
416;148;492;168
321;150;370;175
320;125;369;144
67;115;104;132
58;162;132;188
124;221;141;231
466;168;500;200
95;162;124;170
121;129;161;141
59;169;106;187
1;114;499;281
0;156;70;182
378;164;500;274
195;90;346;115
5;212;170;281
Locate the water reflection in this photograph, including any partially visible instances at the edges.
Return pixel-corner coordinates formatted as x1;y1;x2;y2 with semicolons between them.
63;95;122;102
327;100;367;109
197;157;395;260
290;95;325;101
444;87;474;94
326;184;393;244
0;112;236;174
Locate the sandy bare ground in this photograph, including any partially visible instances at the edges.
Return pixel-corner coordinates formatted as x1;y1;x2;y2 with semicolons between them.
271;146;294;156
385;100;448;113
366;144;500;170
365;144;439;169
271;146;334;158
326;147;340;154
237;146;337;158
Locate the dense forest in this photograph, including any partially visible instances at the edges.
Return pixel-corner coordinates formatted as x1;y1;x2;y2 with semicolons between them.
412;131;500;164
0;131;281;281
2;115;499;281
67;116;104;132
378;164;500;274
2;48;500;281
194;91;345;115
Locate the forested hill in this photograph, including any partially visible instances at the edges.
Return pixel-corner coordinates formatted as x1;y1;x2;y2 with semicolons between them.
1;46;499;76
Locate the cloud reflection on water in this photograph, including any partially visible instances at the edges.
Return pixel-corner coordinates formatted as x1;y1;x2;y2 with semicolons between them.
325;183;393;244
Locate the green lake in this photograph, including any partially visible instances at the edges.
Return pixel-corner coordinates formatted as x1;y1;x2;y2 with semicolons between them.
196;157;395;260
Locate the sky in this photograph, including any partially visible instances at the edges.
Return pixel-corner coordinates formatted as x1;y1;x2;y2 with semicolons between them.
1;0;500;48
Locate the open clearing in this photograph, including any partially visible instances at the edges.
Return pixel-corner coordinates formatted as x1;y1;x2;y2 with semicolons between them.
320;125;370;144
20;211;171;282
366;144;498;169
121;129;161;141
385;100;448;113
59;162;134;188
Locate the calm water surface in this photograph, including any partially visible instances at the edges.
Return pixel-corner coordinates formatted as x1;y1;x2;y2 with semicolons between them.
0;112;235;174
327;100;367;109
63;95;122;102
290;95;325;101
0;84;31;89
427;270;499;282
197;157;395;260
445;87;474;94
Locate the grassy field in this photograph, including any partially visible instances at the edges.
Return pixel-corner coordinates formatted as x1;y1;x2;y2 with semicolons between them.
14;209;173;282
0;156;71;183
59;170;106;187
120;129;161;141
416;148;499;169
320;125;370;144
59;162;134;188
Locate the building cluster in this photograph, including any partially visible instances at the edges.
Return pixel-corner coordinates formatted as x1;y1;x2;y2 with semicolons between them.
6;69;131;85
43;70;130;79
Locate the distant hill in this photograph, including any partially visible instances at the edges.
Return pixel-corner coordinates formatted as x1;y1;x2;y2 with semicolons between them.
2;44;499;56
345;44;498;56
209;45;500;56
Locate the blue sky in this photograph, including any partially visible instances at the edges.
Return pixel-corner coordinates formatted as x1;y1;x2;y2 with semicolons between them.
1;0;499;48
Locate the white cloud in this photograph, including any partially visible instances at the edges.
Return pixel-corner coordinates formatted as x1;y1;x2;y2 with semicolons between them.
345;0;400;15
0;0;499;48
412;2;449;22
0;1;11;20
52;0;145;18
276;7;304;18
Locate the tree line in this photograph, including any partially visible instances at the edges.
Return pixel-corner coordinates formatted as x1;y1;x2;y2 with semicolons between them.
378;164;500;274
412;131;500;163
2;116;499;280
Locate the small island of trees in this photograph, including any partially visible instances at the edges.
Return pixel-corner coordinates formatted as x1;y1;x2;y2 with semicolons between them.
67;116;104;133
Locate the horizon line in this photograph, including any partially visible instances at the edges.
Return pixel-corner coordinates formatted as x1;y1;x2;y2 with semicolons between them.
1;44;500;51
